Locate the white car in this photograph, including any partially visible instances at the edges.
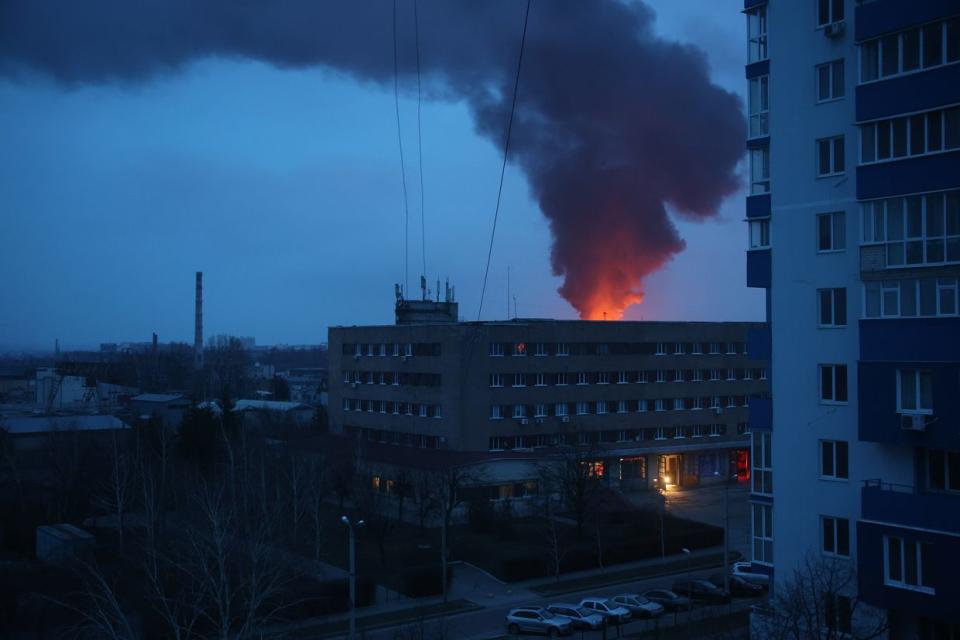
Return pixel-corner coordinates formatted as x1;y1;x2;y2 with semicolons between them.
731;561;770;588
610;594;664;618
578;598;632;624
546;604;606;630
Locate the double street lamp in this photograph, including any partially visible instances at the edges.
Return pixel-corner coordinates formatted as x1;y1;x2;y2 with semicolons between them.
341;515;365;640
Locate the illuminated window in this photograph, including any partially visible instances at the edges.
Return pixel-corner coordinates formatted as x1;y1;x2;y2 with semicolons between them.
582;461;604;479
512;342;527;356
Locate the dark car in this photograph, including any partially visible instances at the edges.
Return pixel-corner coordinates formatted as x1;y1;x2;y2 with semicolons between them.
708;573;765;597
641;589;691;612
671;579;731;604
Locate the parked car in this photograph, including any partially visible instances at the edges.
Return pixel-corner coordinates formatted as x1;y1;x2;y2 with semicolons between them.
671;579;731;604
731;561;771;588
610;594;664;619
505;608;572;636
578;598;632;624
546;604;606;630
708;573;765;597
642;589;691;612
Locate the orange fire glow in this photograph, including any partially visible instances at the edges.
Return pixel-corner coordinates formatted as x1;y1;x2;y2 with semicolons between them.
580;290;644;321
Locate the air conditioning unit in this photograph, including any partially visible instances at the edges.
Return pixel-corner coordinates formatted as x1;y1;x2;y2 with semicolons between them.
824;21;846;38
900;414;927;431
520;418;529;425
561;416;570;423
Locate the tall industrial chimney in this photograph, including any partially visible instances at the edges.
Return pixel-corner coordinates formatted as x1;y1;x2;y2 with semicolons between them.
194;272;203;370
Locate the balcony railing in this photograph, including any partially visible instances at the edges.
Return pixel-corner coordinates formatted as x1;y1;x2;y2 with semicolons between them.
862;479;960;535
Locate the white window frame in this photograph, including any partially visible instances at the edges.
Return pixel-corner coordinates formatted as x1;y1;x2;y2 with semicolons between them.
556;372;568;386
817;136;846;177
860;20;958;85
656;370;665;383
556;342;569;356
819;364;849;404
816;59;845;103
577;372;589;386
534;404;547;418
490;405;503;420
747;5;768;63
514;404;526;419
596;400;608;415
750;146;771;194
896;368;933;415
816;0;844;28
576;401;589;416
748;218;771;250
883;536;934;593
513;373;526;388
820;440;849;480
655;399;665;412
693;369;703;382
752;431;773;495
555;402;568;417
490;373;504;388
489;342;504;357
617;370;628;384
860;107;960;165
817;211;846;253
673;398;684;411
534;342;547;356
748;75;769;138
597;371;610;385
752;503;773;566
818;288;848;327
821;516;851;557
638;399;649;413
655;342;666;355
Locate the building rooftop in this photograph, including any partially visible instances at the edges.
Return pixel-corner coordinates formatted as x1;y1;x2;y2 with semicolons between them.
234;399;312;412
2;414;130;435
131;393;188;403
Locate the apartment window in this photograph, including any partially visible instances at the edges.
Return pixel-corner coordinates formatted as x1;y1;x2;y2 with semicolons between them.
726;396;737;408
897;369;933;414
404;343;413;357
577;372;589;385
753;431;773;495
341;398;350;411
819;364;848;403
693;369;703;382
514;404;526;419
862;191;960;266
673;370;684;383
556;372;568;386
534;342;547;356
692;424;704;438
750;147;771;194
867;277;959;319
816;0;844;27
820;440;849;479
673;398;684;411
709;342;720;354
747;5;768;63
861;19;959;83
760;368;768;380
817;136;845;176
711;396;721;409
656;370;666;383
885;536;934;593
490;373;504;387
638;399;649;413
513;373;526;388
556;342;569;356
655;342;667;355
595;343;609;355
726;368;736;381
748;75;769;138
617;400;627;414
748;218;771;249
753;503;773;565
597;371;610;385
861;107;960;164
817;211;846;252
637;370;649;384
692;342;703;355
822;516;851;557
693;397;704;411
655;399;665;412
490;405;504;420
433;405;442;419
825;595;853;636
928;449;960;492
596;401;608;415
489;342;504;357
818;288;847;327
617;371;628;384
556;402;568;417
674;342;684;355
816;59;845;102
419;404;428;417
710;424;724;437
535;373;546;387
576;401;589;416
654;427;667;440
534;404;547;418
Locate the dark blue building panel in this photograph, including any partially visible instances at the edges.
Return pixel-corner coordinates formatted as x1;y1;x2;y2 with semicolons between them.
858;521;960;624
746;194;771;219
747;326;771;361
749;396;772;432
857;151;960;200
855;0;960;42
860;318;960;362
862;482;960;535
746;249;771;288
856;64;960;122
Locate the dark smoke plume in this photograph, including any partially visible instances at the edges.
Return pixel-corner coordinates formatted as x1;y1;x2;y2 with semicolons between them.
0;1;744;319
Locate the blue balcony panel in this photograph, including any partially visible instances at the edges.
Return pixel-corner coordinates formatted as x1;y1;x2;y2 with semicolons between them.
858;361;960;449
860;318;960;362
862;481;960;535
748;396;772;432
856;64;960;122
745;60;769;80
857;151;960;200
746;194;771;219
743;0;766;10
746;249;771;289
855;0;960;42
747;326;771;361
858;520;960;624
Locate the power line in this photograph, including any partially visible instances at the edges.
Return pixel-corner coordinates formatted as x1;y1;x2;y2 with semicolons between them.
415;0;426;280
477;0;532;321
393;0;411;296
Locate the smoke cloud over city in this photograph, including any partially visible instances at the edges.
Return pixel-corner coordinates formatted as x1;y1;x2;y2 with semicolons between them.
0;0;745;319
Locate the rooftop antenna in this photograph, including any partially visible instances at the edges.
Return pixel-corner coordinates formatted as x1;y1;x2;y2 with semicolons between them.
513;296;518;319
436;278;441;302
420;275;427;301
507;266;511;319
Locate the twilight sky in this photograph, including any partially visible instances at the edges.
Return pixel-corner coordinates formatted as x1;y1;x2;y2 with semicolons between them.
0;1;760;351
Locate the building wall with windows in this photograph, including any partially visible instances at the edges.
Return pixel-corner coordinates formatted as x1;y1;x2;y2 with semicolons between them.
747;0;960;635
329;320;767;489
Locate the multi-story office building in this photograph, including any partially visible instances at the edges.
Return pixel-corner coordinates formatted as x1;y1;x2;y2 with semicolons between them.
329;314;767;495
744;0;959;635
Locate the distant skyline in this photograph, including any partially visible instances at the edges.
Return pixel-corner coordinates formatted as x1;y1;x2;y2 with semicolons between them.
0;1;760;350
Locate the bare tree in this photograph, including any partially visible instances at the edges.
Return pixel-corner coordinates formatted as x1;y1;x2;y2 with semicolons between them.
353;465;395;567
539;440;604;541
538;493;570;581
97;430;134;549
752;554;888;640
303;456;330;561
49;561;137;640
412;470;439;535
424;465;482;603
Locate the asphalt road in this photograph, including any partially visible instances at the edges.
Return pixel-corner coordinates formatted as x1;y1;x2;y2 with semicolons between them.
342;564;761;640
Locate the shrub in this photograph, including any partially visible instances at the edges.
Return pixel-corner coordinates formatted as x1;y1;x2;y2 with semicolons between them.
400;566;451;597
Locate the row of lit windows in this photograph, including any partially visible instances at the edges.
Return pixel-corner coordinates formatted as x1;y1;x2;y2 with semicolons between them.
490;396;749;420
343;342;441;357
488;341;748;357
489;423;740;451
342;398;442;418
342;370;442;387
488;368;766;387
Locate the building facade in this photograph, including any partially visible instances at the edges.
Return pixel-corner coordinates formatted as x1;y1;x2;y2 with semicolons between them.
329;320;767;493
745;0;959;635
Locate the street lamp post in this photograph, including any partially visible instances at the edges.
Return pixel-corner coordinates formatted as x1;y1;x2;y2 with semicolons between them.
341;515;365;640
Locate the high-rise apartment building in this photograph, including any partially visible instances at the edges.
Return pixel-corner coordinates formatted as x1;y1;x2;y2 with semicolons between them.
744;0;959;635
